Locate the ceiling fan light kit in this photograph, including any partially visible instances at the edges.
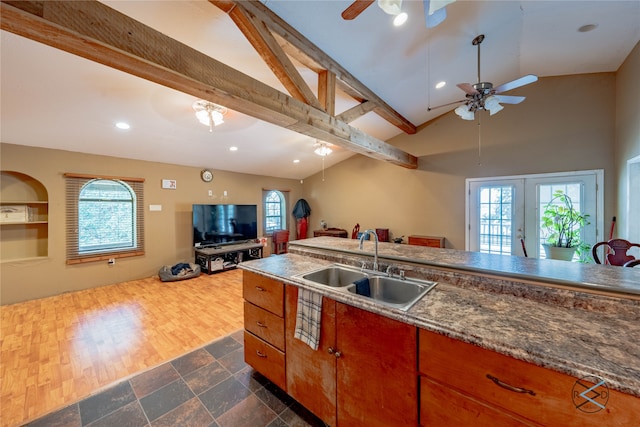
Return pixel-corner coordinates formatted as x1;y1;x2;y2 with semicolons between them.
378;0;402;16
314;142;333;157
452;34;537;120
342;0;454;27
192;100;228;132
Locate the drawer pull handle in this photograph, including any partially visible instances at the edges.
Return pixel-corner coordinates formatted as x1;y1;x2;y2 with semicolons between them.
256;350;267;358
255;286;265;291
486;374;536;396
256;321;266;328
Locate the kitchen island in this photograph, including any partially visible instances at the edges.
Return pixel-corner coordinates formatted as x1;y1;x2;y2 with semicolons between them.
239;237;640;426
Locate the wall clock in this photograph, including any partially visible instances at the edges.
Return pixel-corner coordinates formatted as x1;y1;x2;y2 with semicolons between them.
200;169;213;182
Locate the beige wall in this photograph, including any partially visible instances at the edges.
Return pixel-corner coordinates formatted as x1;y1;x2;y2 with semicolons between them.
615;41;640;241
2;54;637;305
303;73;617;249
0;144;303;304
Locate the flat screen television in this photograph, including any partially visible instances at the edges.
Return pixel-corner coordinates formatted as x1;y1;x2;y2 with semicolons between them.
192;204;258;247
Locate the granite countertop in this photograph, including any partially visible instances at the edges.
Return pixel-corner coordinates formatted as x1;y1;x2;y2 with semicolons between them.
289;237;640;296
239;240;640;398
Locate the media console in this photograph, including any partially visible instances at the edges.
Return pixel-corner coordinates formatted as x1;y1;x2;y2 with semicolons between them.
195;242;263;274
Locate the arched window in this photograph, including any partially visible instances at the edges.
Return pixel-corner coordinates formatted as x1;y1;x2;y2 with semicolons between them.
66;174;144;264
263;190;287;234
79;179;136;252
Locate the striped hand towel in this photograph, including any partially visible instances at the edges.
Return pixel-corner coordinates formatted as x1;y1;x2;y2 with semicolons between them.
294;289;323;351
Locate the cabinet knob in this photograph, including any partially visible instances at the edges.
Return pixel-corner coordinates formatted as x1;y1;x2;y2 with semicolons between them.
328;347;342;358
256;321;266;328
486;374;536;395
255;286;265;291
256;350;267;358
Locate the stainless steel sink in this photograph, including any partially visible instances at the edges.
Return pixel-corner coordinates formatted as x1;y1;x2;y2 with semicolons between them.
295;264;437;311
299;265;368;288
346;276;437;310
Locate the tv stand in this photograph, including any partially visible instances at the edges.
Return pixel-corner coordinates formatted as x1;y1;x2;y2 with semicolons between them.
195;242;263;274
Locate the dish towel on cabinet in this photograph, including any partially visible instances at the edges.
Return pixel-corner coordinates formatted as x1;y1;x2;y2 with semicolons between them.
294;289;323;350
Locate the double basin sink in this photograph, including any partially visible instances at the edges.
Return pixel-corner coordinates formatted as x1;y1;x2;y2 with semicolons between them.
294;264;437;311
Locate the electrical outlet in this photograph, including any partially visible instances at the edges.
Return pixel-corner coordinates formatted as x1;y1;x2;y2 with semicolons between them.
108;258;115;265
208;190;213;196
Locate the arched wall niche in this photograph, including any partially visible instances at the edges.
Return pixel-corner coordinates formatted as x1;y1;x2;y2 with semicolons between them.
1;170;49;259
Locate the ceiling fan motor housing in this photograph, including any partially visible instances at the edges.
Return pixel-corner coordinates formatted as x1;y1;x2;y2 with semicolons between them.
472;81;494;95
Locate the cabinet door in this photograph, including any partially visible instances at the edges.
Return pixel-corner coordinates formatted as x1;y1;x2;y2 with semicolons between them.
285;285;337;426
336;303;418;427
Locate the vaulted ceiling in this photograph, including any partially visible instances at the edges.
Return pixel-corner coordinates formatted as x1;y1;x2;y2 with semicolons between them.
1;1;638;179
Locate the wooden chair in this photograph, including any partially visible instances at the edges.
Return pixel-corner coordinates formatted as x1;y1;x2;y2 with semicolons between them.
272;230;290;255
592;239;640;267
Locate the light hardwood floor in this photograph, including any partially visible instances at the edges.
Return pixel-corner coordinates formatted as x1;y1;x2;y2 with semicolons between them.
0;269;245;427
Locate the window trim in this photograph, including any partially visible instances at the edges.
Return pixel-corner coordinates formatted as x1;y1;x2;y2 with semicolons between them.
262;189;288;236
65;173;145;264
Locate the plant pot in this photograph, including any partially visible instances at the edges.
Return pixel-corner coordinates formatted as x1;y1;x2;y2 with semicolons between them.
542;244;577;261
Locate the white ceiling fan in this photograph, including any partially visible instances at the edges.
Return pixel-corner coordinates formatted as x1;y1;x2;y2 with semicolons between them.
342;0;455;28
452;34;538;120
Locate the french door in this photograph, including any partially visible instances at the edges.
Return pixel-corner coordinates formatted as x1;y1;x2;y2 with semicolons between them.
467;170;603;260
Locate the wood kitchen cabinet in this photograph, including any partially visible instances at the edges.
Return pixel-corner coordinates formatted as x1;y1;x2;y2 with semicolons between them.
285;285;417;426
419;328;640;427
243;271;286;390
407;235;444;248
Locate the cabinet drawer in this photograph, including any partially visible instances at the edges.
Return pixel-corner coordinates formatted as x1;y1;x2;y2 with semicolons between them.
243;271;284;316
421;376;538;427
419;329;640;427
244;301;284;351
244;331;286;390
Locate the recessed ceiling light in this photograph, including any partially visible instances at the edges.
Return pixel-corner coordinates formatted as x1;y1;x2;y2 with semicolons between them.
578;23;598;33
293;159;300;164
229;146;238;151
393;12;408;27
115;122;130;130
435;81;446;89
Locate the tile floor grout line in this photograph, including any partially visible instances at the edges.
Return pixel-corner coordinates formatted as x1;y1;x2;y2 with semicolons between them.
23;329;326;427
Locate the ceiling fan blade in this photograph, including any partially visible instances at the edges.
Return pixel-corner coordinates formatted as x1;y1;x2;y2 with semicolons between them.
495;95;526;104
342;0;375;20
456;83;478;95
494;74;538;94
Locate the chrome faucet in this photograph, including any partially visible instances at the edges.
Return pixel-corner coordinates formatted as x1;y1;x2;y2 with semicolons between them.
386;265;406;280
358;229;379;271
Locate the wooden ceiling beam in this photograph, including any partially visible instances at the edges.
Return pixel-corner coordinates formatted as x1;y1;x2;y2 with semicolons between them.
216;1;323;110
0;0;417;169
318;70;336;116
211;0;417;135
337;101;377;124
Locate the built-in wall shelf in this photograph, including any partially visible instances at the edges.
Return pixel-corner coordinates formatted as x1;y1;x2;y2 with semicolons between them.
0;172;49;260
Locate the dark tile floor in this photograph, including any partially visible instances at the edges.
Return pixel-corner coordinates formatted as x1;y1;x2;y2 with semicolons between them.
25;330;327;427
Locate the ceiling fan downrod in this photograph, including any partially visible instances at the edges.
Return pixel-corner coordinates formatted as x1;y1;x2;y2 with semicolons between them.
472;34;485;84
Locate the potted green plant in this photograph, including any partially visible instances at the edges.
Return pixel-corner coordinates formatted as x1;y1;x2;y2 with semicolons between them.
540;190;590;261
